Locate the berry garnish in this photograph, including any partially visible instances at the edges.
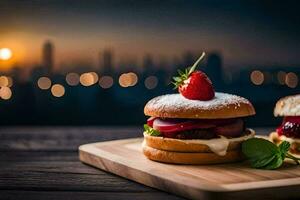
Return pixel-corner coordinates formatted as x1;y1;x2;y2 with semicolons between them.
278;121;300;138
172;52;215;101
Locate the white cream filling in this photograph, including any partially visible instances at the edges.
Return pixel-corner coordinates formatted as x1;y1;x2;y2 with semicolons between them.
144;129;255;156
202;136;229;156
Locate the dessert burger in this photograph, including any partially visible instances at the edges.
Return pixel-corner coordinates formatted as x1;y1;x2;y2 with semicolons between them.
270;94;300;155
142;53;256;164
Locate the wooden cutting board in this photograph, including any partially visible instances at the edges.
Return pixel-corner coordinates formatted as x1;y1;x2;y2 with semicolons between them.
79;138;300;200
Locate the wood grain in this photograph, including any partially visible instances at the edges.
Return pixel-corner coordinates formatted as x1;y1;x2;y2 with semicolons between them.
0;126;142;151
1;190;184;200
79;137;300;200
0;126;276;200
0;127;185;200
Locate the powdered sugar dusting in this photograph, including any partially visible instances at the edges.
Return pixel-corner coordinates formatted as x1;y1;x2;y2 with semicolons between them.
147;92;250;111
275;94;300;116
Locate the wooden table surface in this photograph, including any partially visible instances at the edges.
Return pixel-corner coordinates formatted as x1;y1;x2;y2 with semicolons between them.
0;127;272;200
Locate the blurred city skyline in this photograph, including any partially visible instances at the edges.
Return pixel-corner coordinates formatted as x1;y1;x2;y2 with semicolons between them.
0;39;298;126
1;0;300;71
0;0;299;126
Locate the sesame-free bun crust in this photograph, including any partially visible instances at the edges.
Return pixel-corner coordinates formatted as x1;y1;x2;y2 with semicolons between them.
142;143;243;164
143;129;255;153
144;92;255;119
274;94;300;117
142;129;255;164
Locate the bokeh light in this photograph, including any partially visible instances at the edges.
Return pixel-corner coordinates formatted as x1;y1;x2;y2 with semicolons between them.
127;72;138;86
90;72;99;83
51;84;65;97
118;72;138;87
0;86;12;100
277;71;286;85
0;48;12;60
119;73;128;87
7;76;13;87
285;72;298;88
144;76;158;89
37;77;52;90
80;72;98;86
99;76;114;89
0;76;9;87
66;72;80;86
250;70;264;85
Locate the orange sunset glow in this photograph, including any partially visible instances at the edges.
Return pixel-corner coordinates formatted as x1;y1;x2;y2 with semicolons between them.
0;47;14;71
0;48;12;60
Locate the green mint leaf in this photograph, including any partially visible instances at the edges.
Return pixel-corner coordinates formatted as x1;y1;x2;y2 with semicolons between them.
263;154;284;170
143;124;161;136
242;138;279;158
279;141;290;159
242;138;283;169
250;155;276;168
243;138;300;169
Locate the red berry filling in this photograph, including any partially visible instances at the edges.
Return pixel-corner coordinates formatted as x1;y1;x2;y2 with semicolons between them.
277;117;300;139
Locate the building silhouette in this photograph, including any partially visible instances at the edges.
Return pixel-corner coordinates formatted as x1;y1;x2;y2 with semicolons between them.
42;40;54;74
205;52;223;90
182;51;196;69
4;45;300;127
143;54;154;74
99;49;114;75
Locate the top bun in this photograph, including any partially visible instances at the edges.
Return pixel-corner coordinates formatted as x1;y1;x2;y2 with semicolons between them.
274;94;300;117
144;92;255;119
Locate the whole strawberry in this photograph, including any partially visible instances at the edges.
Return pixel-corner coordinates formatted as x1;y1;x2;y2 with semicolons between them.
172;52;215;101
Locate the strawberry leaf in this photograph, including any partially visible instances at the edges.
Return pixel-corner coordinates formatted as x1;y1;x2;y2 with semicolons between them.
173;77;182;82
177;69;184;76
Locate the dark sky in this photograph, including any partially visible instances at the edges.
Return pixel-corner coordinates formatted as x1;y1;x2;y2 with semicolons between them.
0;0;299;69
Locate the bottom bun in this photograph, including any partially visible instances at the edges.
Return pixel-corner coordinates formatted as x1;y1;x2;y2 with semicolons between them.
142;142;244;164
269;132;300;155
